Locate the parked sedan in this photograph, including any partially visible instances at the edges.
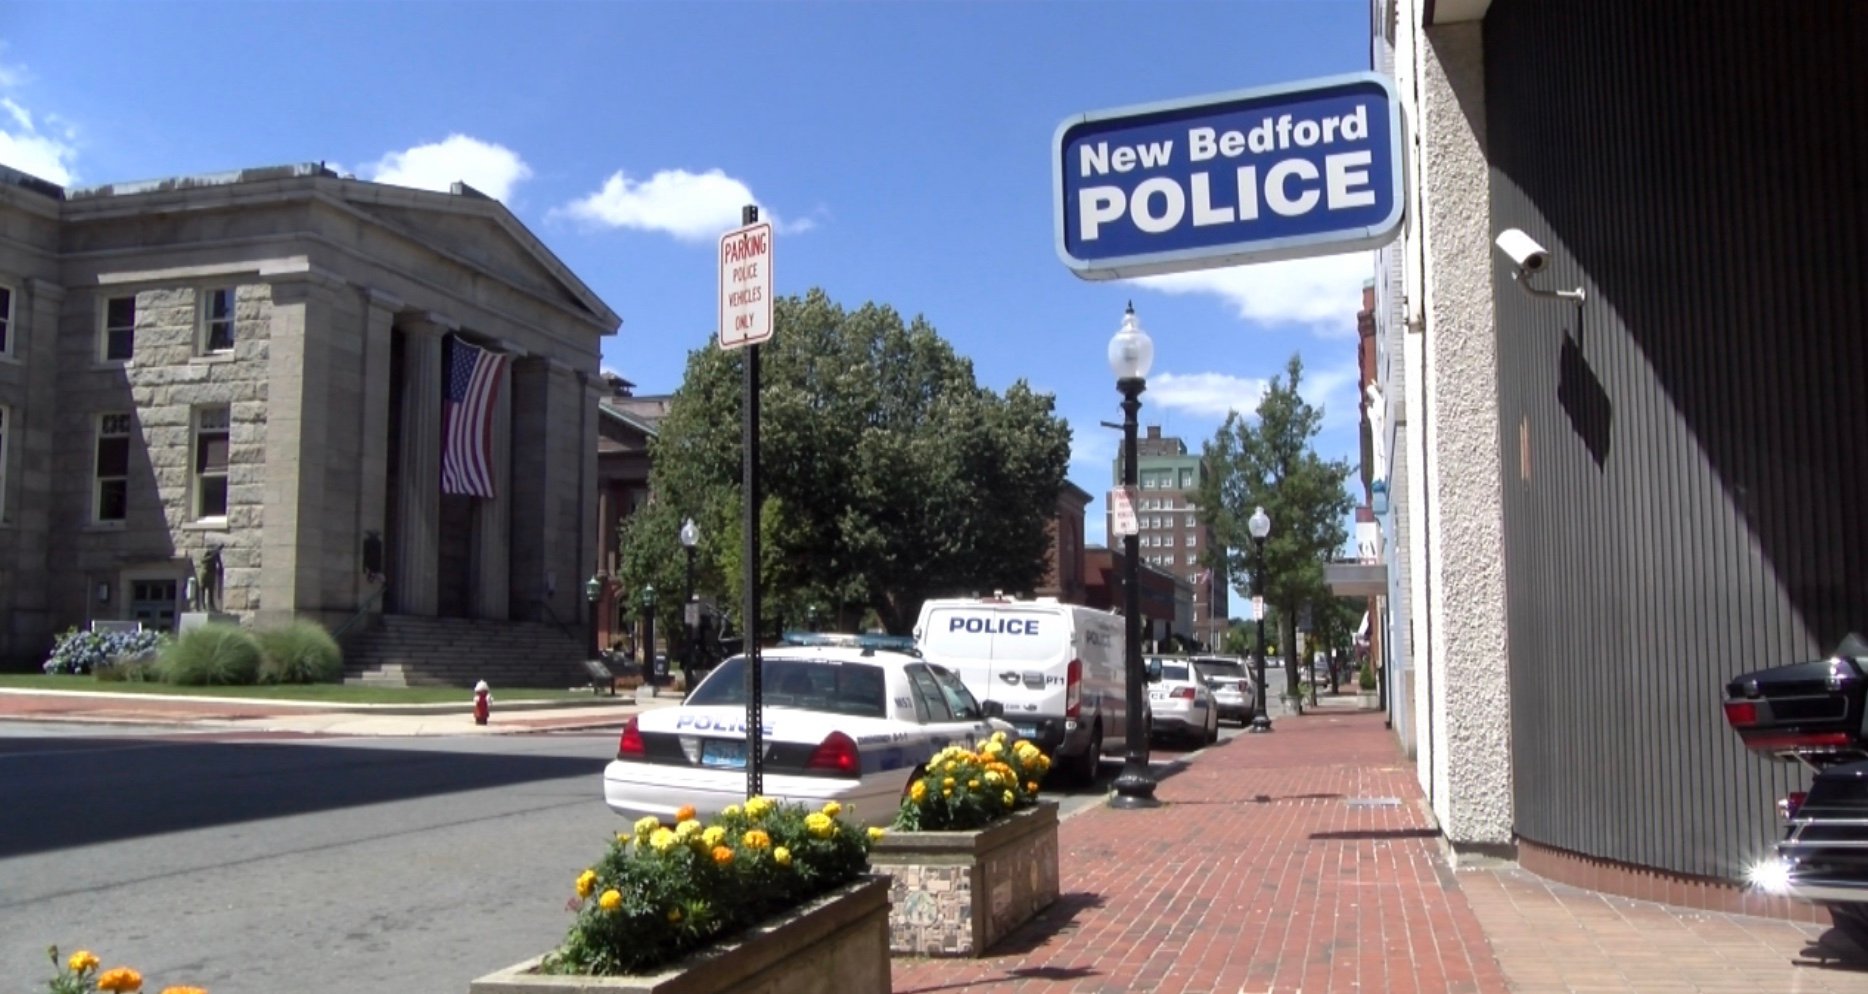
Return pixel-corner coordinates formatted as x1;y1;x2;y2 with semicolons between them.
603;645;1012;828
1191;655;1257;726
1145;657;1220;746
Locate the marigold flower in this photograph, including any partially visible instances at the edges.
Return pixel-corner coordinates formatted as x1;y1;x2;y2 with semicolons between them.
649;828;678;853
867;826;886;841
942;786;954;797
743;829;772;849
634;815;661;838
968;779;981;790
773;845;793;867
805;812;835;838
675;804;697;822
576;869;598;899
68;950;100;974
991;730;1008;744
721;803;741;817
598;889;622;912
910;780;928;803
1002;789;1016;807
821;800;842;818
97;967;142;992
667;907;684;923
942;776;955;789
984;770;1002;786
982;740;1004;757
158;987;207;994
746;796;773;819
712;845;735;865
1027;780;1040;794
675;819;702;841
701;825;727;847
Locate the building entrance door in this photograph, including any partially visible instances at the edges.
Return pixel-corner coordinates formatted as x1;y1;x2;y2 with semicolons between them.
129;578;180;630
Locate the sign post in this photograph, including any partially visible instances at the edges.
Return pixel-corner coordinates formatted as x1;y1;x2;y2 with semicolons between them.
719;208;772;798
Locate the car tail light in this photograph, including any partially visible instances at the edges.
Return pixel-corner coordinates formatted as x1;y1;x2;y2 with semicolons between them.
1722;701;1758;727
1171;687;1196;700
1778;792;1808;821
1065;659;1082;719
618;716;646;759
806;731;860;777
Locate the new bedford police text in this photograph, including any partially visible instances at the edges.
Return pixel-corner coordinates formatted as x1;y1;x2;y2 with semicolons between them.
1075;105;1375;241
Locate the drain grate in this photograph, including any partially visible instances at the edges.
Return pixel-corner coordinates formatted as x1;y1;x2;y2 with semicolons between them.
1346;797;1402;808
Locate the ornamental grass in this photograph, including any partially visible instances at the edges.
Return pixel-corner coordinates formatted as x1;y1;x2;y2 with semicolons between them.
543;798;880;976
41;945;204;994
891;730;1052;831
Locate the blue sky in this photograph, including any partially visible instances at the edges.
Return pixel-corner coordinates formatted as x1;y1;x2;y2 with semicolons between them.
0;0;1375;567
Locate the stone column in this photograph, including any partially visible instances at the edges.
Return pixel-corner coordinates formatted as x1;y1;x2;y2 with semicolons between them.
355;290;399;613
393;314;450;617
472;349;513;620
507;357;550;619
259;273;341;626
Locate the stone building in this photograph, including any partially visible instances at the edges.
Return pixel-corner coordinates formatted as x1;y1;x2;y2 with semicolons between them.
0;163;619;679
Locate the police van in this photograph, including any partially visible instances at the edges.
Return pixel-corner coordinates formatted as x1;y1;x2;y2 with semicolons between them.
913;596;1132;783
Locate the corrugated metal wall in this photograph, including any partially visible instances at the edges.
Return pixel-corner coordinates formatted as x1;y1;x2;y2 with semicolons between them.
1488;1;1868;879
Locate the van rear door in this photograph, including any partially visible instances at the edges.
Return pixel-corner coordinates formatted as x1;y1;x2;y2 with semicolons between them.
917;605;1064;718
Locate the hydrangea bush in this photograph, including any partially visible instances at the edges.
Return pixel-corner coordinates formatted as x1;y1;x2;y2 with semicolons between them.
545;798;878;976
41;628;169;676
891;730;1052;831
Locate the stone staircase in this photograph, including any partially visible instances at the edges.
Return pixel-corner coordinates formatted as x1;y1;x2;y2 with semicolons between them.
342;614;590;688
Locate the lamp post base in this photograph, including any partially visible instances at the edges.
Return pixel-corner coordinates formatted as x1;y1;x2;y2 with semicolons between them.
1249;714;1274;733
1109;763;1161;809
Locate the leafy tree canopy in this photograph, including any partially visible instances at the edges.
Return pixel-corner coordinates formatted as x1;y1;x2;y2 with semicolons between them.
616;288;1071;638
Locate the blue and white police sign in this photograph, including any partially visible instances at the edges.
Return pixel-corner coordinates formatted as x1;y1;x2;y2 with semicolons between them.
1054;72;1406;280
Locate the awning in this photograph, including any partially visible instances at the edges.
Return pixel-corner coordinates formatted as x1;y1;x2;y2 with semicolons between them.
1323;560;1388;597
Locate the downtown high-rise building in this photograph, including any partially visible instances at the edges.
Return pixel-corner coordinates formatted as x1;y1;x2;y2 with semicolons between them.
1108;425;1227;649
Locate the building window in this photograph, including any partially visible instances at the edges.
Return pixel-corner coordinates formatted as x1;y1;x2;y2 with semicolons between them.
1165;534;1176;547
1187;534;1197;548
101;295;135;362
200;287;236;354
1187;554;1198;565
95;412;131;522
0;283;12;357
193;405;230;520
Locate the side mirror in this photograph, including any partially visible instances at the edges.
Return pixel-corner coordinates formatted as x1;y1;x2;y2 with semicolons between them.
1144;658;1162;683
980;700;1005;718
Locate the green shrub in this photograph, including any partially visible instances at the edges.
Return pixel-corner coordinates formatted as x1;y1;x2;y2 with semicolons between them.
160;624;263;685
95;655;163;683
1359;660;1378;691
256;621;343;684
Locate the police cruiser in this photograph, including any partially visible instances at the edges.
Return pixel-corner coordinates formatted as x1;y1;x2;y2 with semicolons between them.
602;644;1013;828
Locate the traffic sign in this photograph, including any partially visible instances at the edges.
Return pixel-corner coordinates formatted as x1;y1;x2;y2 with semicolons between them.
1110;486;1139;537
1252;596;1265;621
719;220;773;350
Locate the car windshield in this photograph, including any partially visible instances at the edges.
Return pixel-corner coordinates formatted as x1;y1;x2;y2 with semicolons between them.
1193;659;1247;682
1159;661;1193;682
688;656;887;719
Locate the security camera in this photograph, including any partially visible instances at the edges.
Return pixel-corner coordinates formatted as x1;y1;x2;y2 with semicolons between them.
1495;228;1548;273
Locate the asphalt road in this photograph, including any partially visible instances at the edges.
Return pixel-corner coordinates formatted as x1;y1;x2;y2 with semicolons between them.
0;721;1232;993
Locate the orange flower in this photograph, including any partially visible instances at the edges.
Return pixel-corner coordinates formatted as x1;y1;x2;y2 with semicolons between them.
711;845;735;866
675;804;697;822
97;967;143;992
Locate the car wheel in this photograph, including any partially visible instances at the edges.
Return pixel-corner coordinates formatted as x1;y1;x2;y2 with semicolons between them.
1068;721;1103;786
1204;706;1220;744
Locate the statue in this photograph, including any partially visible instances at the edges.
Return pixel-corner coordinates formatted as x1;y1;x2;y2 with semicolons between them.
198;545;224;613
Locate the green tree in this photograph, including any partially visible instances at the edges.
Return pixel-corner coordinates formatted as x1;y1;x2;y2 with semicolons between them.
1195;354;1355;703
617;288;1071;640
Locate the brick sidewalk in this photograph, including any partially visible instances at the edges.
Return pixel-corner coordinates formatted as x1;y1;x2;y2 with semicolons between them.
891;709;1507;994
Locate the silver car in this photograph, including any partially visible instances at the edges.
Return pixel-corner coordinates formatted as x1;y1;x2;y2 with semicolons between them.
1191;655;1258;726
1145;657;1219;746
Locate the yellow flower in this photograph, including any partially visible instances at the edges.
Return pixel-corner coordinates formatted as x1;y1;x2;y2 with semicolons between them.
942;786;953;797
746;796;773;819
982;740;1004;757
773;846;793;867
675;804;697;822
942;776;955;789
1015;742;1040;762
701;825;727;847
910;780;927;803
68;950;100;974
634;815;661;838
991;730;1008;744
675;819;702;841
159;988;208;994
867;826;886;841
649;828;678;853
743;829;772;849
598;889;622;912
712;845;735;866
821;800;842;819
804;812;835;838
984;770;1002;786
721;804;741;817
576;868;598;899
1002;789;1016;807
97;967;143;992
667;907;684;923
968;779;981;790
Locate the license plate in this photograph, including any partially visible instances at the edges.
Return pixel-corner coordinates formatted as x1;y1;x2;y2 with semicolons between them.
1013;724;1038;739
1147;690;1166;701
701;739;747;769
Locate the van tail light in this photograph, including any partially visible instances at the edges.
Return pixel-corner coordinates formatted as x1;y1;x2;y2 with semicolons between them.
1171;687;1196;700
1778;792;1808;821
1722;701;1758;727
806;731;861;777
1065;659;1083;719
618;716;646;759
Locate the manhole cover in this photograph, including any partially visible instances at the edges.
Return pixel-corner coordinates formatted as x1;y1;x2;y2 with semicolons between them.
1346;797;1402;808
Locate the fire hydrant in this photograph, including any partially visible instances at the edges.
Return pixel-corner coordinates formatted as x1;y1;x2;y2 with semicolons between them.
473;680;492;725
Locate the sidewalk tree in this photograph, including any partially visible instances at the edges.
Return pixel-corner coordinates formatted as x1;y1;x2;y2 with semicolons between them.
1194;354;1354;702
616;288;1070;636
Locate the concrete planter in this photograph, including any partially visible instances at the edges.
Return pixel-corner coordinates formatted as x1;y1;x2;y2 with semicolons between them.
871;801;1060;957
467;876;891;994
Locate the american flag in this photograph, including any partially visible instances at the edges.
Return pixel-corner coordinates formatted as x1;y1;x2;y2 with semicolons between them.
441;336;508;498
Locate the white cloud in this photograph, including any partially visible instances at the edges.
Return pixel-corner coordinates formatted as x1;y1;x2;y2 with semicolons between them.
557;167;808;242
366;134;533;203
1148;371;1268;419
1128;251;1375;336
1300;358;1365;431
0;90;77;186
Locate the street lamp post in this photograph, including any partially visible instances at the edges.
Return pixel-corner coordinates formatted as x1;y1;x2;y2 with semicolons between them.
584;573;603;662
641;584;658;691
1108;302;1160;810
1248;506;1273;733
680;518;699;693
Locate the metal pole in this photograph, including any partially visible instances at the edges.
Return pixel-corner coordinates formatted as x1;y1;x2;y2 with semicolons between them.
1110;378;1158;808
741;207;764;799
1251;537;1273;733
684;545;696;693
